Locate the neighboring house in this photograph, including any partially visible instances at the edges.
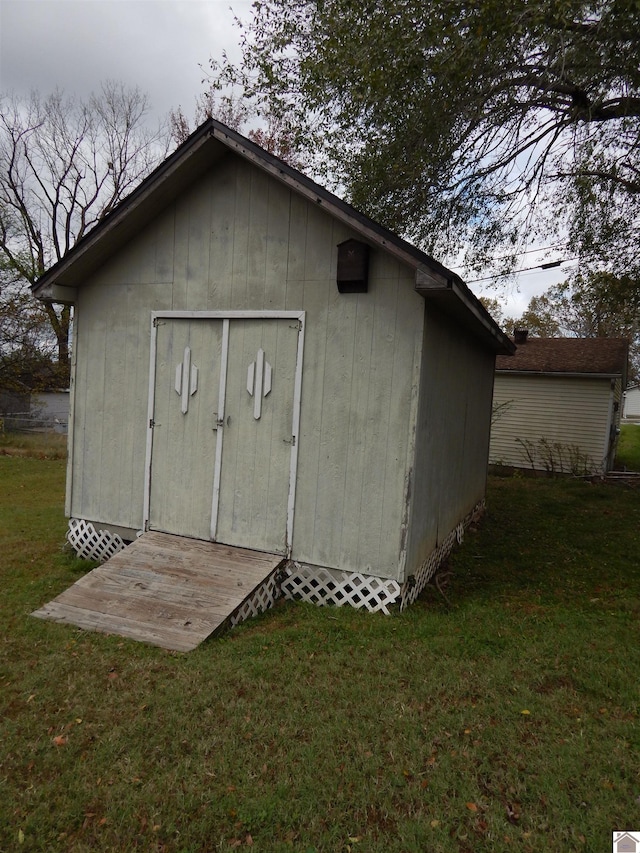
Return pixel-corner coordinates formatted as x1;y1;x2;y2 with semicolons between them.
490;332;628;475
623;384;640;420
0;391;29;427
33;118;513;613
0;389;68;433
30;390;70;433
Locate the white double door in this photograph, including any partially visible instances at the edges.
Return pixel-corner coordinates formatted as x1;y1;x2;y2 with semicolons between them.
146;314;303;555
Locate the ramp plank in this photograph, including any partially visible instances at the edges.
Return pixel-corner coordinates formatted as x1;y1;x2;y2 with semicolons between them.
32;532;286;651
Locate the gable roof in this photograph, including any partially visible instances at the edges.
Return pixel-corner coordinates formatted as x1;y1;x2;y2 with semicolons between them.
32;118;513;355
496;336;628;377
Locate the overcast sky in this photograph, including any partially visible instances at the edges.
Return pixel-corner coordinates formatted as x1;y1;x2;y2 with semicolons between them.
0;0;568;316
0;0;250;122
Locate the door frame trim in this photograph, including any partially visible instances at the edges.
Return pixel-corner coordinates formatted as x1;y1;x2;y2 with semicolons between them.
143;310;306;555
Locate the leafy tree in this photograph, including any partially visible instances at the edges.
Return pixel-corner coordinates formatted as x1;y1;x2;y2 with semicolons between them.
209;0;640;275
479;296;508;329
0;251;60;389
514;271;640;379
170;90;303;166
0;83;169;384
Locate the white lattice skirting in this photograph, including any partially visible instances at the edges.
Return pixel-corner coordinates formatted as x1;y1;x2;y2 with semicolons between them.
67;500;485;616
282;500;486;614
67;518;127;563
228;567;284;628
399;500;485;610
282;564;401;615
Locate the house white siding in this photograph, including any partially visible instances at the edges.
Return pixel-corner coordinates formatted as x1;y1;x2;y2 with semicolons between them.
490;373;615;473
624;386;640;419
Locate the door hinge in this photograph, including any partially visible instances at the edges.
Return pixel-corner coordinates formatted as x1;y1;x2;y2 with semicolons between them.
149;418;156;428
283;435;296;446
289;320;302;332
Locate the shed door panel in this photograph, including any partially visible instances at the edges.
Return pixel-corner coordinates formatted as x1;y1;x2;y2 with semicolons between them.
148;316;298;555
216;318;298;554
149;319;222;540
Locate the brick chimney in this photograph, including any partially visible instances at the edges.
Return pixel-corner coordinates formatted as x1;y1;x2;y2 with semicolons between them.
513;329;529;345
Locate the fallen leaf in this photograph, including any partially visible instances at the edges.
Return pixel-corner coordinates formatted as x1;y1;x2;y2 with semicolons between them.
18;829;24;845
506;803;520;824
348;837;362;843
466;802;478;812
26;694;35;703
52;735;67;746
430;820;440;828
245;835;254;846
520;710;531;715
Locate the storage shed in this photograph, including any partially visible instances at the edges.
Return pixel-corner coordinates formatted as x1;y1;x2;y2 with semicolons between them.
33;119;513;635
490;334;628;475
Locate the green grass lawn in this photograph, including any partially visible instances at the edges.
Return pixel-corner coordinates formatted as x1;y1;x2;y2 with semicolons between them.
616;423;640;471
1;456;639;853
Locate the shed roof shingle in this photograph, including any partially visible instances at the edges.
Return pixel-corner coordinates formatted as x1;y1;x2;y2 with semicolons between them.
495;337;628;376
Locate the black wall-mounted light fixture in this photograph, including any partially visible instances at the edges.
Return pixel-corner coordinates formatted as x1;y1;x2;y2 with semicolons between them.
337;239;369;293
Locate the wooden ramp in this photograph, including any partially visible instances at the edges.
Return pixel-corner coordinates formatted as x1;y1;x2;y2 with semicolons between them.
32;532;286;652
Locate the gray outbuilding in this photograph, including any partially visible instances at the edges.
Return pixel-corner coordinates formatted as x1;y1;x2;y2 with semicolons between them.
33;119;513;616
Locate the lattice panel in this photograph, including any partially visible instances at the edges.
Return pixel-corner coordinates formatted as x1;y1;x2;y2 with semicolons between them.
399;500;485;610
228;568;283;627
67;518;126;563
282;564;401;615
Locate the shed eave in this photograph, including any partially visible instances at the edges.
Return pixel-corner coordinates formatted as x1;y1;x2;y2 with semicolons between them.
415;269;515;355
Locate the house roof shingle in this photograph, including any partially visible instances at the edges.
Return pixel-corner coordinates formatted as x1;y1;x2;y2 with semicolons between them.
495;336;628;376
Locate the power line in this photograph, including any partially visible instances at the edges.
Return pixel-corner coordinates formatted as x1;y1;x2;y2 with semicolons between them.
466;258;578;284
450;243;567;271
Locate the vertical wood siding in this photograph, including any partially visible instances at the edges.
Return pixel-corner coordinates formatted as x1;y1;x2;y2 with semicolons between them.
403;306;495;576
489;374;614;473
70;155;424;579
